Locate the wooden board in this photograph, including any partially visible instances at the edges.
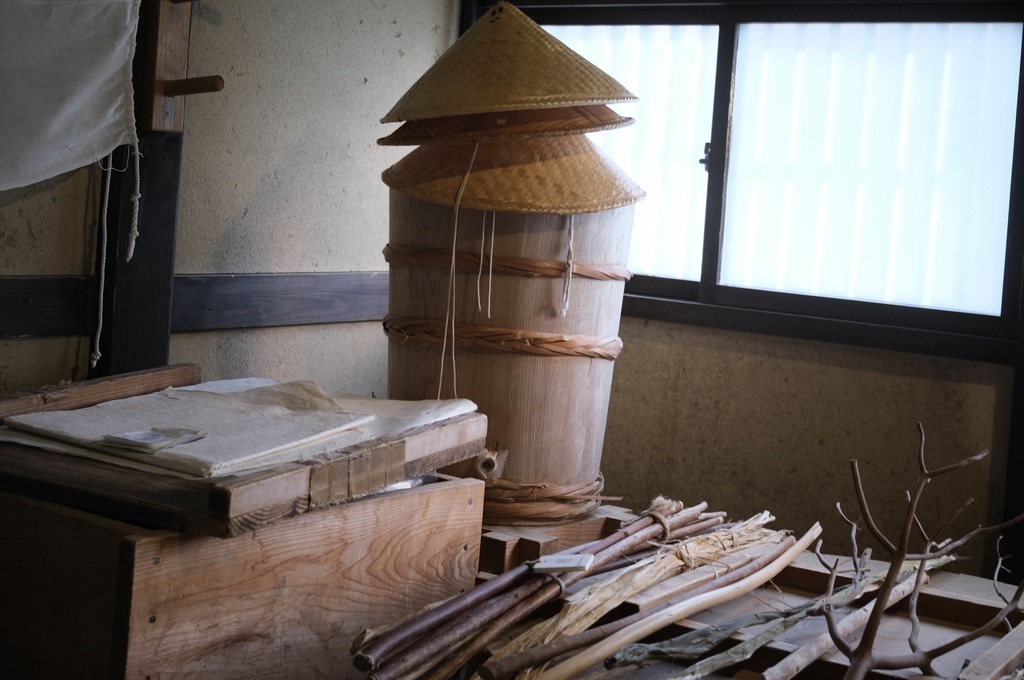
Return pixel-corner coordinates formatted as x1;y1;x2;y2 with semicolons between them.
120;475;484;679
0;492;145;679
0;476;484;680
564;554;1024;680
479;505;638;574
0;363;202;422
0;364;487;536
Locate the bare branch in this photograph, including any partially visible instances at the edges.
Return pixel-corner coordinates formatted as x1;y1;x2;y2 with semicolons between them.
904;510;1024;561
929;497;974;543
849;459;897;553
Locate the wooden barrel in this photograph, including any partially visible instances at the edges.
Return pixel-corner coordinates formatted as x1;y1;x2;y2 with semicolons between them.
385;190;634;524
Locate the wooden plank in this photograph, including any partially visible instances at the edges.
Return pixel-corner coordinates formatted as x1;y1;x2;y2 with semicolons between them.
0;409;485;537
0;363;201;422
0;491;157;679
206;463;311;519
959;623;1024;680
138;0;191;132
308;412;487;507
915;573;1024;629
0;441;220;535
171;272;389;331
91;133;182;377
480;531;523;575
0;275;96;339
121;476;484;680
477;505;636;575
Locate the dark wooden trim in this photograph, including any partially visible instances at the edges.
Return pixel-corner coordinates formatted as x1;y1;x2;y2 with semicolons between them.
90;133;182;377
622;294;1019;365
170;272;389;332
0;276;96;339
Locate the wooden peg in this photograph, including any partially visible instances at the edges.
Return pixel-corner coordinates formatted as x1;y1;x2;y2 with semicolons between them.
163;75;225;98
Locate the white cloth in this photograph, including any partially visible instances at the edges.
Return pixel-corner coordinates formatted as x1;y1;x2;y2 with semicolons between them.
0;0;141;190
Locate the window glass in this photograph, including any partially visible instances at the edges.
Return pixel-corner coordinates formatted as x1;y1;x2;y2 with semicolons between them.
545;24;719;280
721;22;1022;316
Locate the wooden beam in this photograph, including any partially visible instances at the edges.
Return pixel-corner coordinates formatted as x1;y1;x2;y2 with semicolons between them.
171;272;388;331
91;133;182;377
0;276;96;339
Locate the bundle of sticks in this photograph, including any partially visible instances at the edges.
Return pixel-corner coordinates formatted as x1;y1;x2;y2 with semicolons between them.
351;497;821;680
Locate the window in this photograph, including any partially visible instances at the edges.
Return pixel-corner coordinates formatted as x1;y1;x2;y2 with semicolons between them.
470;1;1024;363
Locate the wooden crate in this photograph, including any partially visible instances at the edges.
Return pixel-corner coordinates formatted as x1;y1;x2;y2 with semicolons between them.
0;365;489;678
0;475;484;679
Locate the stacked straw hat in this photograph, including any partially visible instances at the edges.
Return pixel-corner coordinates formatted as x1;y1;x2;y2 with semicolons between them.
379;0;645;214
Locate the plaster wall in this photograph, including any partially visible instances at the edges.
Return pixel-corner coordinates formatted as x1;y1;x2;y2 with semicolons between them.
168;0;460;395
605;317;1013;572
0;163;99;391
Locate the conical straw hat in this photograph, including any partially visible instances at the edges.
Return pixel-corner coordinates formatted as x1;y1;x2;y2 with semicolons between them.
381;136;645;214
381;0;636;123
378;105;633;146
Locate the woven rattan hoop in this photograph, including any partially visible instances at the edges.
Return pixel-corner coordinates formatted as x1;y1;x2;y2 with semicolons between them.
383;244;632;282
383;314;622;360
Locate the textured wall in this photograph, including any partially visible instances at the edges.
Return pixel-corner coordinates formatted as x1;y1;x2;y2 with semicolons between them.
167;0;459;395
0;165;99;391
604;317;1013;572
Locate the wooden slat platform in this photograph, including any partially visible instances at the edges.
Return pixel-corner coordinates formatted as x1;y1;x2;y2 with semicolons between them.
0;364;487;537
557;553;1024;680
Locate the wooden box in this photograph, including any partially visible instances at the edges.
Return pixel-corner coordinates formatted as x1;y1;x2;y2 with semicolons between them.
0;365;488;679
0;475;483;679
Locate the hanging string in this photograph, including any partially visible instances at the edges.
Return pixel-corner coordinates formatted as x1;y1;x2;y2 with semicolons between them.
125;143;142;262
437;141;479;400
488;211;496;318
90;153;114;369
476;210;487;312
90;144;142;369
560;213;576;316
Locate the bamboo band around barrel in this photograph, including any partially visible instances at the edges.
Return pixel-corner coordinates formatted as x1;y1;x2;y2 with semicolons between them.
383;314;623;360
383;243;632;281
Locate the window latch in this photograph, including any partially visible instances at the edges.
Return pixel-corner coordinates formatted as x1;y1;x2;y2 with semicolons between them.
699;142;711;172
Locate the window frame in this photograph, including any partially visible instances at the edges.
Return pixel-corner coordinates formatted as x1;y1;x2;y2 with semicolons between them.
462;0;1024;365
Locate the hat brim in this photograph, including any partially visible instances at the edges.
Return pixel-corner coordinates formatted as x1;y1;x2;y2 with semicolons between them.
378;105;634;146
381;136;645;214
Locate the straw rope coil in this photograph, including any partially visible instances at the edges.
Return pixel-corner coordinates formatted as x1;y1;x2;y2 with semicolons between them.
383;244;631;281
482;474;612;524
383;314;623;360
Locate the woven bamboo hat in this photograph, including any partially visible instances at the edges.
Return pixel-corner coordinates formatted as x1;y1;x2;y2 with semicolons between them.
378;105;633;146
381;135;645;214
381;1;637;123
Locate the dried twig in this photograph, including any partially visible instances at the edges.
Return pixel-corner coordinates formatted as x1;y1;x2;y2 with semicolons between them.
478;535;796;680
529;522;822;680
824;424;1024;680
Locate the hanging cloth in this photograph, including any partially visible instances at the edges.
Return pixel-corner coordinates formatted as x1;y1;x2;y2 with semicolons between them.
0;0;141;191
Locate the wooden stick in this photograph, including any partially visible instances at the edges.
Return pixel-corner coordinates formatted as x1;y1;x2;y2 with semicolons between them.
762;571;925;680
370;502;711;679
479;535;797;680
353;561;534;670
531;522;823;680
354;503;689;671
